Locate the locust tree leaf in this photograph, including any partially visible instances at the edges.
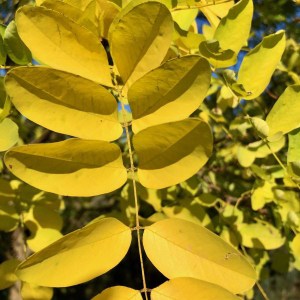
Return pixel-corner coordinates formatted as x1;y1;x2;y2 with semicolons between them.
21;282;53;300
151;277;240;300
17;218;132;287
0;118;19;152
0;33;6;65
128;55;211;133
214;0;253;54
109;0;173;91
237;222;285;250
4;139;127;197
143;218;256;294
92;286;142;300
3;21;32;65
0;259;20;290
15;5;112;85
133;119;213;189
237;30;286;100
5;67;122;141
266;85;300;136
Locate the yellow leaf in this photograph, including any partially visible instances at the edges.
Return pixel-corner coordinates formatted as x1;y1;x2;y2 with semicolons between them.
109;0;173;92
21;282;53;300
143;218;256;294
133;119;213;189
214;0;253;54
0;259;20;290
151;277;240;300
236;145;255;167
17;217;132;287
128;55;211;133
237;222;285;250
4;139;127;197
5;67;122;141
0;118;19;152
92;286;142;300
237;30;286;100
266;85;300;136
16;5;112;85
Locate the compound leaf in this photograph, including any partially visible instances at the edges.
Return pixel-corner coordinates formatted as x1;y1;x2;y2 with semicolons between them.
128;55;211;133
17;218;132;287
133;119;213;189
5;67;122;141
4;139;127;197
143;218;256;294
16;5;111;85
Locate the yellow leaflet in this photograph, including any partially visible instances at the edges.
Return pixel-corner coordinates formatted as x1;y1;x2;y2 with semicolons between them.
92;286;142;300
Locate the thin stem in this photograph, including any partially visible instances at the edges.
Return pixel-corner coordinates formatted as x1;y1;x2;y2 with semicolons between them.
120;100;148;300
256;281;270;300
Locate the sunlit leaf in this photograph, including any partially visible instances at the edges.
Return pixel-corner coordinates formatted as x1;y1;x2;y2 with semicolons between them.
214;0;253;54
16;5;112;85
3;21;32;65
237;222;285;250
237;145;256;168
266;85;300;135
92;286;142;300
17;218;132;287
5;67;122;141
128;55;211;132
134;119;213;189
5;139;127;197
143;218;256;294
21;282;53;300
109;0;173;91
251;181;274;210
0;259;20;290
151;277;240;300
291;234;300;271
237;30;286;100
0;118;19;152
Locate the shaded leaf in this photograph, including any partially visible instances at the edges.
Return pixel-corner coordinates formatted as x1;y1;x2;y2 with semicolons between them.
0;33;6;65
16;5;111;85
266;85;300;135
143;218;256;294
21;282;53;300
151;277;240;300
134;119;213;189
237;30;286;100
5;67;122;141
214;0;253;54
0;259;20;290
92;286;142;300
109;0;173;91
0;118;19;152
5;139;127;197
128;55;211;132
3;21;32;65
17;218;132;287
237;222;285;250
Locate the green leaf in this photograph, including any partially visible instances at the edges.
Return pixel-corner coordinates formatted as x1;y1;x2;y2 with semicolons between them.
109;0;173;91
128;55;211;133
17;217;132;287
4;139;127;197
288;128;300;162
236;145;256;168
151;277;240;300
3;21;32;65
250;117;269;138
92;286;142;300
214;0;253;54
199;40;236;68
0;118;19;152
266;85;300;135
291;234;300;271
237;222;285;250
21;282;53;300
251;181;274;210
133;119;213;189
143;218;256;294
237;30;286;100
5;67;122;141
0;259;20;290
16;5;112;86
0;34;6;65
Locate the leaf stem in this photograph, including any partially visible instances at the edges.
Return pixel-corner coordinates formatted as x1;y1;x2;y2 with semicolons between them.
120;100;148;300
